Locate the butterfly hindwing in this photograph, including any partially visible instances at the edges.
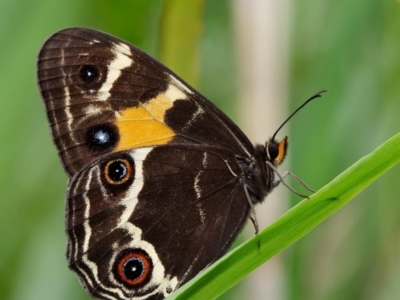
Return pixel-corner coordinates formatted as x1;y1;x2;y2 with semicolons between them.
66;144;249;299
37;27;254;177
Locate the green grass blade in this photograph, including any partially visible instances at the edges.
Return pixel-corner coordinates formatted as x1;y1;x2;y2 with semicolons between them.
168;132;400;300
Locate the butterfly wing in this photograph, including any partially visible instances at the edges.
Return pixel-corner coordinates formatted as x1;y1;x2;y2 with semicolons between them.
37;27;254;177
67;144;249;299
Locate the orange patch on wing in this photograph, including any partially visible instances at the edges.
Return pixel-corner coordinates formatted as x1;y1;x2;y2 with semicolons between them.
114;93;176;151
274;137;288;165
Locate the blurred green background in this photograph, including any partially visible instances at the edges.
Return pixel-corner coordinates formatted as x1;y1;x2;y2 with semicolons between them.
1;0;399;299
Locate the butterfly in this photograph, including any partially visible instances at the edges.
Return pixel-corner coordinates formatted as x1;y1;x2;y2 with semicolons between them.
37;27;322;300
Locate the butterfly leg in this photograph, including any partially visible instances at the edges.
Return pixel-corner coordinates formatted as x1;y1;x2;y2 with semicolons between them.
273;171;315;192
266;162;315;198
244;186;259;234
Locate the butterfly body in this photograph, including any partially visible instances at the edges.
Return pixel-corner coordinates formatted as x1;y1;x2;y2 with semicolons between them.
37;28;287;300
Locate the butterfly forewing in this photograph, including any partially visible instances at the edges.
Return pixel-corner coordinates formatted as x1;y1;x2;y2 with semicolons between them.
37;28;254;177
66;145;249;299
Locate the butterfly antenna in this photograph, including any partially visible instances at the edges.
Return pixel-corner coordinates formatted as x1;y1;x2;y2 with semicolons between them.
271;90;327;140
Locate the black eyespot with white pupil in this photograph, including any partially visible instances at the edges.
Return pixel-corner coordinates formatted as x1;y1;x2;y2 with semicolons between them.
80;65;99;83
86;124;119;152
115;249;152;287
105;159;132;184
124;257;144;280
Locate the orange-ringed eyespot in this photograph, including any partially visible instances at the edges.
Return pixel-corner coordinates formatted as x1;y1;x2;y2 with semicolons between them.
115;249;152;287
104;159;132;184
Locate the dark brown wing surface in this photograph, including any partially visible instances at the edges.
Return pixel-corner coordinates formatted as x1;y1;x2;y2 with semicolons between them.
66;145;249;300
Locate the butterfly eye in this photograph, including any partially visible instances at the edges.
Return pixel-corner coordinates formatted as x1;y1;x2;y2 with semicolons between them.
105;159;133;184
266;142;279;161
266;137;288;165
115;249;152;287
80;65;99;83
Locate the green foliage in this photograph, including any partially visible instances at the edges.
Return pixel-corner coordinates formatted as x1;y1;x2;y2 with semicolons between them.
288;2;400;299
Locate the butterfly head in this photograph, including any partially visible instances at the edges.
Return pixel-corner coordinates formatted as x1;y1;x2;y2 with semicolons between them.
265;136;288;166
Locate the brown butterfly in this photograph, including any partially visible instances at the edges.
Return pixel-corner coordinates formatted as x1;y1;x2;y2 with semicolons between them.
37;28;322;300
